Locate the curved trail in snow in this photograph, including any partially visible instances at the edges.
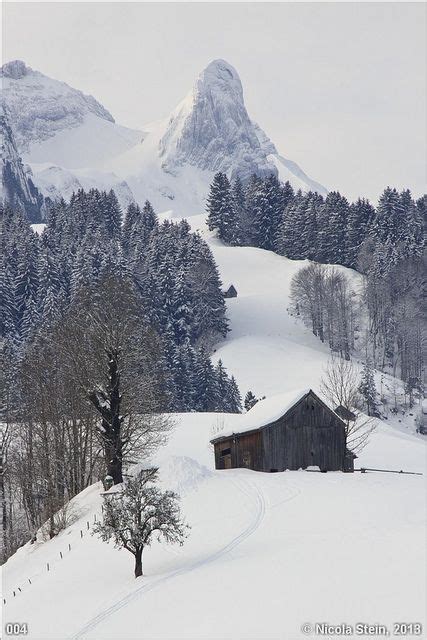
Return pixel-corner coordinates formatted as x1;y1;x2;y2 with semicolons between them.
70;474;266;640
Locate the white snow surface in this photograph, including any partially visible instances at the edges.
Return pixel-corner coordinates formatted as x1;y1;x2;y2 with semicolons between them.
3;223;426;640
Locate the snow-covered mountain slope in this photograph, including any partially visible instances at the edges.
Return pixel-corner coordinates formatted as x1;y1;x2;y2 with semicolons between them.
1;58;327;216
4;232;425;640
1;60;142;167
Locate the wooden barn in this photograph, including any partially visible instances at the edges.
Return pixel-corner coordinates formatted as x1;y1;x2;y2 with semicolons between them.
211;389;353;473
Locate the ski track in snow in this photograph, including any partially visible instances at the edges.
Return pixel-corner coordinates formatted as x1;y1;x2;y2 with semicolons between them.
70;473;269;639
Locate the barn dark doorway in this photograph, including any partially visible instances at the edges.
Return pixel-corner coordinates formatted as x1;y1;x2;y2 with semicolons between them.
220;448;232;469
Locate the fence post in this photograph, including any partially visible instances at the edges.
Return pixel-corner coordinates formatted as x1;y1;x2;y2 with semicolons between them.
60;551;63;559
47;562;50;572
68;543;71;551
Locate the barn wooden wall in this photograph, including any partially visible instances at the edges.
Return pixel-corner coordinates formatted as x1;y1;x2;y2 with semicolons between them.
262;394;346;471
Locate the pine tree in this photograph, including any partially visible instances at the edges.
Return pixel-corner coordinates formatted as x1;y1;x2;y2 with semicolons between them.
244;390;258;411
122;202;141;255
214;359;230;411
38;249;63;328
206;173;238;244
231;177;246;244
193;348;218;412
399;190;423;260
263;174;287;251
347;198;376;268
300;192;323;260
170;267;193;345
359;361;378;416
371;187;402;247
276;192;306;258
104;190;122;240
245;177;272;250
318;191;350;265
225;375;242;413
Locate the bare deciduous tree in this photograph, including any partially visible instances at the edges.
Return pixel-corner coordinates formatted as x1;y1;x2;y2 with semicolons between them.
290;264;356;359
320;356;376;454
56;275;172;484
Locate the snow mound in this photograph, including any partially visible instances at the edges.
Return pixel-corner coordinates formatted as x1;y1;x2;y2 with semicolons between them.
158;456;214;496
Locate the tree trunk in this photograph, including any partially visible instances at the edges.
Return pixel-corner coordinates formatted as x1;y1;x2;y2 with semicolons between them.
89;351;124;485
106;447;123;484
134;547;143;578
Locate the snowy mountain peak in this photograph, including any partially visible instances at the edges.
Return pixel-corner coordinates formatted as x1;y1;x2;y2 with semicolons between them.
1;58;327;217
196;59;244;100
158;58;277;181
1;59;30;79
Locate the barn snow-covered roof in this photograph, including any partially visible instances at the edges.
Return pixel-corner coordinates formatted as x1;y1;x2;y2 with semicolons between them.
213;388;321;440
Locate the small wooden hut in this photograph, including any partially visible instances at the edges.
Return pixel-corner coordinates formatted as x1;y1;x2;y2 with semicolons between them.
223;284;238;299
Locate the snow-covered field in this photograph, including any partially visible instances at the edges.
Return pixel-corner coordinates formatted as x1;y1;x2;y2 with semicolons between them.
3;229;426;639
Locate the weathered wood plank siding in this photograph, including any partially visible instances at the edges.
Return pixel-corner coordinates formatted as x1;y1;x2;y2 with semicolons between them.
262;393;346;471
233;431;263;470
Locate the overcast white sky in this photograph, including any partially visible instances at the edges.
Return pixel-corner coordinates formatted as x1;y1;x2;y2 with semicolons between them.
2;2;426;202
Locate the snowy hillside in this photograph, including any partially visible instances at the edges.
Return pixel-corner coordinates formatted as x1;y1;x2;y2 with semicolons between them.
3;418;425;639
3;229;425;639
1;58;327;216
